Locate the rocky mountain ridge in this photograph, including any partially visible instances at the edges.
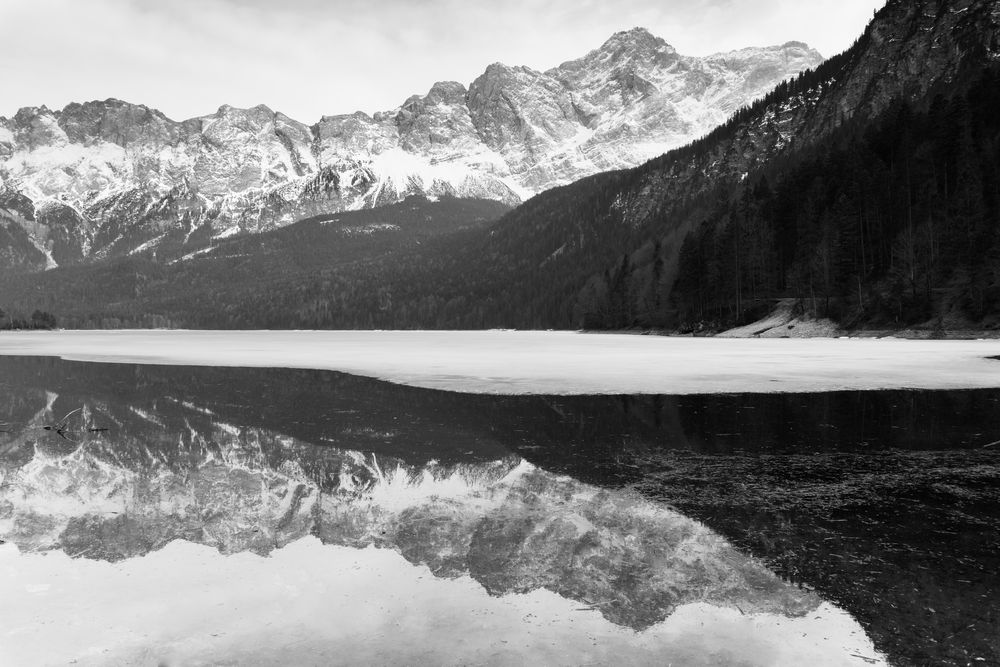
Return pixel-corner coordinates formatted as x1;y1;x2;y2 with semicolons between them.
0;29;822;271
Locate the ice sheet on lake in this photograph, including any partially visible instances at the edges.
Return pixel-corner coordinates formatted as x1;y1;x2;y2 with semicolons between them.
1;329;1000;395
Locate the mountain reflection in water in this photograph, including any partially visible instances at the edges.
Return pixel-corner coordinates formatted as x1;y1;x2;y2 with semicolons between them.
0;357;823;632
2;440;819;630
1;356;997;665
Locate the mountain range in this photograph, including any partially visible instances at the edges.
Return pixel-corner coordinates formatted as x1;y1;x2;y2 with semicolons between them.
0;30;821;271
1;0;998;333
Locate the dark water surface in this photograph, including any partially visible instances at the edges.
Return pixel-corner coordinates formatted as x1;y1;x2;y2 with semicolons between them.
1;356;998;665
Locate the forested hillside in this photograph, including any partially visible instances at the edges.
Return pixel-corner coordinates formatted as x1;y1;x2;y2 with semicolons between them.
671;69;1000;330
0;197;509;328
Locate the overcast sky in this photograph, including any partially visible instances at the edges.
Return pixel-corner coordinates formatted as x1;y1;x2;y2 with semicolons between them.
0;0;885;122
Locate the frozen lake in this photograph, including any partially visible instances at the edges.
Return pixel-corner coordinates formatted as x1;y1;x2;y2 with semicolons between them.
1;329;1000;394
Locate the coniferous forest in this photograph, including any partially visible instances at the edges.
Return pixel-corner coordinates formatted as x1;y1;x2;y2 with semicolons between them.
669;69;1000;332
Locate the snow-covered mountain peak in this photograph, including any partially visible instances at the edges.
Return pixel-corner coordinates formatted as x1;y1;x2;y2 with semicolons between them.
10;106;69;150
594;26;677;58
781;40;812;50
708;41;824;66
58;98;181;147
0;27;824;271
423;80;469;106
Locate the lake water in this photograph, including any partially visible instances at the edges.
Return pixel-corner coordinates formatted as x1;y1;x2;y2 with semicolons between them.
1;355;998;665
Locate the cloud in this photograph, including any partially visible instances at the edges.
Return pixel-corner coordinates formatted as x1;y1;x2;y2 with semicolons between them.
0;0;884;122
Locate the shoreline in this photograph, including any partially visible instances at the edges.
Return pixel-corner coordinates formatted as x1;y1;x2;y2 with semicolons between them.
5;325;1000;340
612;328;1000;340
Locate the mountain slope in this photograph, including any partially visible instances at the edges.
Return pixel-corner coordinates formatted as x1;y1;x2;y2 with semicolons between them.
270;0;997;332
0;196;509;329
0;32;821;271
